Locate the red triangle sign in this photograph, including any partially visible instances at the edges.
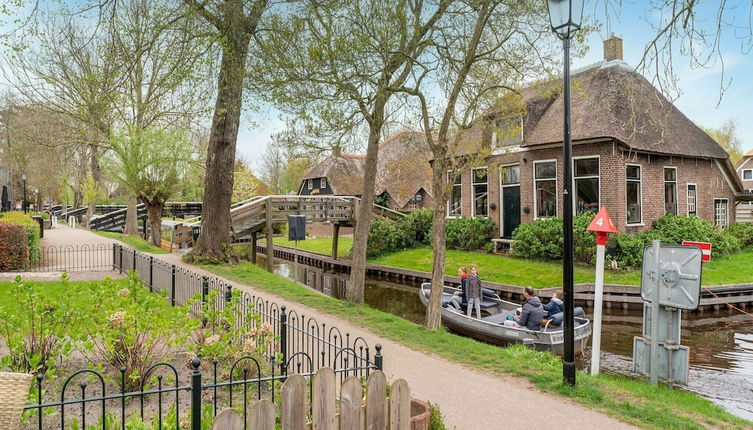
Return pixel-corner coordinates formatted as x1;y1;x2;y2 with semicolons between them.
587;206;617;233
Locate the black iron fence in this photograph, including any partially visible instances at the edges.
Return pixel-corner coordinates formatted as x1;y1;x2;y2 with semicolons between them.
25;244;114;272
20;243;382;429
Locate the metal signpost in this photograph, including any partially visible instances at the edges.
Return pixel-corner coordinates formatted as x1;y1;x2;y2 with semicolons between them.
633;240;702;385
287;215;306;284
586;207;617;376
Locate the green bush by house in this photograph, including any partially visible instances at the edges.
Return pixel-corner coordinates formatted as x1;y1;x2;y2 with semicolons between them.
0;212;41;269
512;212;597;263
445;216;496;251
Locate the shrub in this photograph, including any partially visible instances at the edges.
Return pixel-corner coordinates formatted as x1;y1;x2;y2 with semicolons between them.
366;219;405;258
726;222;753;248
0;222;30;270
651;215;717;244
512;213;596;263
395;209;433;248
573;212;597;264
0;212;41;266
445;216;496;251
428;402;447;430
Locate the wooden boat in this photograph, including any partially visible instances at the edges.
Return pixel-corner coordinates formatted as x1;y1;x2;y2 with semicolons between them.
419;283;591;355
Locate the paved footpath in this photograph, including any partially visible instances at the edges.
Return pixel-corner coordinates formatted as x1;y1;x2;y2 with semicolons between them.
39;227;636;430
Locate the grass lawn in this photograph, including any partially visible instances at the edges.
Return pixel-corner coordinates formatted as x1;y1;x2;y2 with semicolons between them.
199;261;751;430
272;236;353;257
93;231;169;254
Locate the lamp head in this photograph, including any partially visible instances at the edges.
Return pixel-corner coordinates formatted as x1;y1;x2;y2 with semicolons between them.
547;0;585;39
21;170;27;181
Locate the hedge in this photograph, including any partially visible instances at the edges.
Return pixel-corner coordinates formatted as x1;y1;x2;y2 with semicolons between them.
0;212;41;268
512;213;597;263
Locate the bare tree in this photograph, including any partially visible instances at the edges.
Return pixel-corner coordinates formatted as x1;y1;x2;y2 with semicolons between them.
258;141;286;195
704;119;744;164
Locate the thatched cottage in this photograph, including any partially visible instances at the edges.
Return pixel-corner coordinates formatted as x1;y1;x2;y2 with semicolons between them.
446;36;745;239
735;150;753;222
299;130;434;211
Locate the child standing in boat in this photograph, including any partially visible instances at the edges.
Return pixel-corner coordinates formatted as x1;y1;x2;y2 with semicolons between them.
466;265;482;318
450;267;468;311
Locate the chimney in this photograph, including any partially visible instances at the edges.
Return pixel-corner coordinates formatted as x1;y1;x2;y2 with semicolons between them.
603;34;623;62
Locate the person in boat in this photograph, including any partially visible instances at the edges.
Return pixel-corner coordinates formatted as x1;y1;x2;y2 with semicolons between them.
514;286;545;330
450;267;469;311
542;290;564;326
466;265;482;319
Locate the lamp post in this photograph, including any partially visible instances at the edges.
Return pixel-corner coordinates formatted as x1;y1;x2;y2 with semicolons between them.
33;188;39;212
21;169;27;214
546;0;584;387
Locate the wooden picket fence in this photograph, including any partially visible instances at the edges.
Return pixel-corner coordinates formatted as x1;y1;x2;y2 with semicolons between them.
211;368;412;430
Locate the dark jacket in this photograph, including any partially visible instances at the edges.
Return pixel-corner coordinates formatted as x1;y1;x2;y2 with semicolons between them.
517;296;545;331
466;274;482;299
543;297;564;317
459;276;468;304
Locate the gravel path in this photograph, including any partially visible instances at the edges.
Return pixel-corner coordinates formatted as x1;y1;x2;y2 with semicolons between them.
37;227;636;430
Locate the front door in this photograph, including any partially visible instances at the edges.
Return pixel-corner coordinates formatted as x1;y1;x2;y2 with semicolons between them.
500;165;521;239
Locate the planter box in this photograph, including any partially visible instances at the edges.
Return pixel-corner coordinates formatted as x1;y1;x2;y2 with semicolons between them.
410;398;430;430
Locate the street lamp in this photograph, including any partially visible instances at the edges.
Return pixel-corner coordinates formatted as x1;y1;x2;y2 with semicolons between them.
546;0;584;387
33;188;39;211
21;169;27;214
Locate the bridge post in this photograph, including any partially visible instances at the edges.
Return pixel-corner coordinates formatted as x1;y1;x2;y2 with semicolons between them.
265;200;274;272
250;232;258;264
332;223;340;260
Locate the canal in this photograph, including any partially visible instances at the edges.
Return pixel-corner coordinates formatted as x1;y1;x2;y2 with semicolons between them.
262;256;753;421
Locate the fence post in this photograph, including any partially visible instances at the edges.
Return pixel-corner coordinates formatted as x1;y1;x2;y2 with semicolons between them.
225;285;232;304
112;244;117;271
118;245;123;273
280;305;288;376
171;265;176;306
191;358;202;430
374;344;383;371
149;256;154;292
132;248;136;272
201;276;209;306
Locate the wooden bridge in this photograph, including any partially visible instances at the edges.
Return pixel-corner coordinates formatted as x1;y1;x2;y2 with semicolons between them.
184;195;404;272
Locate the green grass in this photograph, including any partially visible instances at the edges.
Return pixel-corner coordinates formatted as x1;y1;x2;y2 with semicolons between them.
198;261;751;430
93;231;169;254
272;236;353;257
367;247;753;288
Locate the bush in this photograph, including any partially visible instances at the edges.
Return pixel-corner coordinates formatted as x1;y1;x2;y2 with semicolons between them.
512;213;596;263
727;222;753;248
428;402;447;430
0;212;41;267
395;209;433;248
445;216;496;251
366;218;405;258
0;222;30;270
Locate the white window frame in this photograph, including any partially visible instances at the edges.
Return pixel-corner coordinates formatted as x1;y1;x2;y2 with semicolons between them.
686;183;697;215
320;177;327;189
572;155;600;216
664;166;678;216
307;179;313;190
471;167;489;217
743;169;753;181
533;159;558;219
446;170;463;218
499;164;521;233
714;198;729;227
625;163;643;226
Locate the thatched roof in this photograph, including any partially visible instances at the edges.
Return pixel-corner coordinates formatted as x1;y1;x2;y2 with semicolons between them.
302;155;365;196
374;131;433;208
735;150;753;169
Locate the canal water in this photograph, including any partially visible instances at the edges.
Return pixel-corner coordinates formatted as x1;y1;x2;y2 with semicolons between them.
263;257;753;420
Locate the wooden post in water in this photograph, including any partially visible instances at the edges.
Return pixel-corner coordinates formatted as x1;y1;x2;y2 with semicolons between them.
332;223;340;260
265;200;274;272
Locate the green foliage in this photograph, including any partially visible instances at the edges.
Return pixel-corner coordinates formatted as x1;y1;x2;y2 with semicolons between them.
428;402;447;430
512;213;596;263
366;218;405;258
727;222;753;247
395;209;433;248
80;273;192;390
0;274;78;377
81;172;104;206
445;216;496;251
0;212;41;268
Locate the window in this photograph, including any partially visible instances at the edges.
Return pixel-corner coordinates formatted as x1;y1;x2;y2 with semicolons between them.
308;179;313;190
574;157;599;214
472;168;488;217
745;189;753;205
447;172;462;217
501;165;520;185
744;169;753;180
626;165;642;224
408;193;422;210
664;167;678;216
494;116;523;147
320;177;327;189
687;184;697;215
534;161;557;218
714;199;728;227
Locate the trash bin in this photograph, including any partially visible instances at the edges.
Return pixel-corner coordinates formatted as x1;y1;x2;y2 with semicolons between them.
191;225;201;241
32;215;44;238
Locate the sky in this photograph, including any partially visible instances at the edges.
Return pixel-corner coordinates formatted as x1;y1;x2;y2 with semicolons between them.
2;1;752;169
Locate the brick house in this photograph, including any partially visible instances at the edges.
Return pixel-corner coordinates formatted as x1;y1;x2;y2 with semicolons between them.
446;37;745;239
735;150;753;222
300;130;435;211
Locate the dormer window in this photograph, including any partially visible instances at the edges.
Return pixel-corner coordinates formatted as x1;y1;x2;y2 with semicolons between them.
321;177;327;189
308;179;313;190
494;116;523;147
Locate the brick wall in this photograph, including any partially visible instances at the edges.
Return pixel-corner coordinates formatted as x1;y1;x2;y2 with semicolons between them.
453;140;737;235
738;157;753;191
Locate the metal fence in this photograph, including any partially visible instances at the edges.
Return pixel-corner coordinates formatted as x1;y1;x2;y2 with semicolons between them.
21;243;382;429
32;244;114;272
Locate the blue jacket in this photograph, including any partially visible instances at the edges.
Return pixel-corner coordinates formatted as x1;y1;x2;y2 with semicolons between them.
543;297;564;317
459;277;468;304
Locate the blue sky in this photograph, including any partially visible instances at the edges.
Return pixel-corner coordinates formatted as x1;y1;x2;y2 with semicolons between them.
2;1;751;167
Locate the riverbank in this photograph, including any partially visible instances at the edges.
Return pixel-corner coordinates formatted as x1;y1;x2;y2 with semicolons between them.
200;260;751;430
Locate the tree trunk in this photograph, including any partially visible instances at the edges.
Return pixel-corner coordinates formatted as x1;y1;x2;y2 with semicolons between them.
188;18;251;263
86;203;95;227
425;166;448;330
145;201;164;247
346;106;385;303
124;196;138;235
